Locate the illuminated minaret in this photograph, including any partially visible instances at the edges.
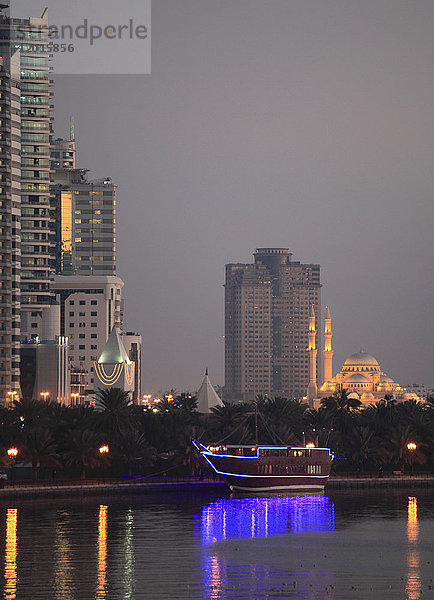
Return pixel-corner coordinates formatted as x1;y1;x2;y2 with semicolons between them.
307;305;318;406
323;306;334;383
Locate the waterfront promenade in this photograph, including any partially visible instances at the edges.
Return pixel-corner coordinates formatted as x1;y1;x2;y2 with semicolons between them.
1;473;433;499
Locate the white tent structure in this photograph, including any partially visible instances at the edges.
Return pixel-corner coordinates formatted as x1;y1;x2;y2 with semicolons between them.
196;369;224;414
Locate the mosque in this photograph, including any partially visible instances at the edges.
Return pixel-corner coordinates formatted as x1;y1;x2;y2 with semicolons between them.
307;307;419;408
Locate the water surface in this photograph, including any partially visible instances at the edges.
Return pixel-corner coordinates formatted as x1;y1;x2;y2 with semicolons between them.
1;487;433;599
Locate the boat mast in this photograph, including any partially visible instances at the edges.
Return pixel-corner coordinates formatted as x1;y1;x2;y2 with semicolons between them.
255;401;258;446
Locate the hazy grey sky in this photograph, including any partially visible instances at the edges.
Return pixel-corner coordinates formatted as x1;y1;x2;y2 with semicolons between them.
23;1;434;391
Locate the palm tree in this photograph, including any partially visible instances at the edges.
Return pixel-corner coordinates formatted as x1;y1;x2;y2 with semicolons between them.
20;428;61;481
259;397;307;443
63;429;108;480
173;425;205;475
13;398;45;429
320;389;361;433
208;401;250;444
174;393;198;412
385;425;427;473
343;425;375;471
116;429;155;476
95;387;132;443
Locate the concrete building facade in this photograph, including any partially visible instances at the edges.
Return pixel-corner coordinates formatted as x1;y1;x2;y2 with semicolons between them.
5;12;56;340
51;126;116;277
0;49;21;401
20;336;70;404
225;248;321;403
51;275;124;393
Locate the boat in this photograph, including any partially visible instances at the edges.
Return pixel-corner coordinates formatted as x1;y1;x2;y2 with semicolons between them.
192;440;333;493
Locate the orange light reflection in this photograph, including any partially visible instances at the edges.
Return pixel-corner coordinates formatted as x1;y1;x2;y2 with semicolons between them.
406;496;421;600
96;505;108;599
4;508;17;600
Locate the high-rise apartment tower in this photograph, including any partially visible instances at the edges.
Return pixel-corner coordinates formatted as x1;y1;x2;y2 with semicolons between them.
225;248;321;402
0;47;21;400
0;10;55;340
51;126;117;276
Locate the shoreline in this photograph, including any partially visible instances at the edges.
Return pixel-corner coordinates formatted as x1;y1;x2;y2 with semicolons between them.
1;475;433;499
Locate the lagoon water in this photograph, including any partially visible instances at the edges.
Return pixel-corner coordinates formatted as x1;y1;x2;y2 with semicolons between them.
1;486;434;599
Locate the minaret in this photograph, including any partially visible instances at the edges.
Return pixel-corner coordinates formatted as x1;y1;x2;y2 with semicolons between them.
323;306;334;383
307;305;318;406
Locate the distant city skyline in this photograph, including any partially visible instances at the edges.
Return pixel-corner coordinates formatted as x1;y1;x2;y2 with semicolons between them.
18;0;434;392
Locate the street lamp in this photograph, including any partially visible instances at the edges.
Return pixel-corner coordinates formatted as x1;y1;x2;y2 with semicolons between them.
7;448;18;482
7;448;18;459
40;391;49;401
99;445;109;482
71;392;79;406
7;391;17;407
407;442;417;476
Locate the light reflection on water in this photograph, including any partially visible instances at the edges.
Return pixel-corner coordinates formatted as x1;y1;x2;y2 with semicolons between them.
4;508;17;600
53;511;74;600
1;489;433;599
200;494;335;598
406;496;420;600
200;493;335;545
96;505;108;600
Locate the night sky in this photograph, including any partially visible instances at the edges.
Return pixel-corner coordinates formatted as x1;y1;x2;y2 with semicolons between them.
16;1;434;392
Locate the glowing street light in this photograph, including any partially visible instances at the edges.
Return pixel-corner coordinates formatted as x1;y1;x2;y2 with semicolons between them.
40;391;49;401
99;445;109;481
407;442;417;476
7;391;17;406
142;394;152;406
7;447;18;482
71;393;80;406
306;442;316;448
7;448;18;459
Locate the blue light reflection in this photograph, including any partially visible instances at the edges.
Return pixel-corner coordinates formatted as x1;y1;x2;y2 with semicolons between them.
199;494;335;598
201;494;335;546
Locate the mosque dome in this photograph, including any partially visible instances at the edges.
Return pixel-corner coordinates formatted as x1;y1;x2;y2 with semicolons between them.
344;373;371;383
361;392;375;402
380;375;394;383
342;351;381;373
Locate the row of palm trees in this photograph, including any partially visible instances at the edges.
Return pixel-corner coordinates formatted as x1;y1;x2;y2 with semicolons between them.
1;388;433;480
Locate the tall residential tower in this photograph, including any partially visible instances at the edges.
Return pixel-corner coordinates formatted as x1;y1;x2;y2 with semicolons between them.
51;127;117;277
0;47;21;399
225;248;321;402
9;12;55;339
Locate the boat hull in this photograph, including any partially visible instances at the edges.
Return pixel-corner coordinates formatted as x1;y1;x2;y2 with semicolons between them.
220;474;326;493
193;441;333;494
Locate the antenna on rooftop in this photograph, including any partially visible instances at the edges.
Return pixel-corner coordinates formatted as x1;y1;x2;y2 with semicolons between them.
70;116;75;142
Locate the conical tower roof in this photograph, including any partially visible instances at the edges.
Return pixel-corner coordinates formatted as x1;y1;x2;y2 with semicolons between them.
98;327;131;364
196;369;223;414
